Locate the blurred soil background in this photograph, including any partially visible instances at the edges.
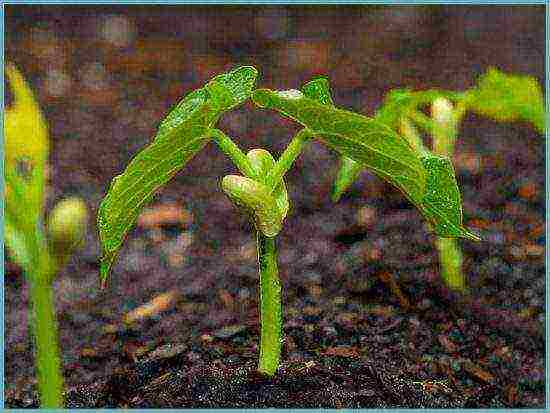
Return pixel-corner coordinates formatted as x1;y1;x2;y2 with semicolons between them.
4;5;546;407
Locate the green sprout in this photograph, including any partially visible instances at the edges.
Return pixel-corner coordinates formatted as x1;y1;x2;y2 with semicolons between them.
4;64;89;407
331;67;545;292
97;66;478;376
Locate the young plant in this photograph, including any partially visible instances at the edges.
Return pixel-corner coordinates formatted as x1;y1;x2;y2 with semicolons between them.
97;66;478;377
4;64;88;408
331;67;545;292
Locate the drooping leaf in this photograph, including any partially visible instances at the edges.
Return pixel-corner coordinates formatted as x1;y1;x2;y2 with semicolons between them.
4;63;50;272
97;66;259;286
252;88;478;240
221;175;284;237
466;67;545;133
330;156;363;202
252;88;427;204
417;153;480;241
4;63;49;226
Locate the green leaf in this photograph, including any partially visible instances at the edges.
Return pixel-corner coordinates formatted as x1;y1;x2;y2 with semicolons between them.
418;153;480;241
330;156;363;202
252;88;478;240
328;89;422;202
98;66;259;286
221;175;284;237
299;77;362;203
252;88;427;204
466;67;545;133
300;76;335;107
374;88;458;129
374;88;416;128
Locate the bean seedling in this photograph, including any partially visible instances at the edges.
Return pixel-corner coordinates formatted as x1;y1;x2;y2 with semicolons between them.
331;68;544;291
98;66;481;376
4;64;89;407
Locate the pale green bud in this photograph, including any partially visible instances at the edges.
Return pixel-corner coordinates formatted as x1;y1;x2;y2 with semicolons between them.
431;97;454;127
47;197;88;261
431;97;457;157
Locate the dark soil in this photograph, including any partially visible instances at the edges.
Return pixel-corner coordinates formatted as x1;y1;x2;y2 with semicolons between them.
5;5;545;408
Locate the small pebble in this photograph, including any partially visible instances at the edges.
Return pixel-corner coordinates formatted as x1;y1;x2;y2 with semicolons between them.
212;324;246;340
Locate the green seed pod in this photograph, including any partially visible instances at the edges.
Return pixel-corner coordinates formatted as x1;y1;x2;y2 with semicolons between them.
47;197;88;263
221;175;283;237
246;148;289;219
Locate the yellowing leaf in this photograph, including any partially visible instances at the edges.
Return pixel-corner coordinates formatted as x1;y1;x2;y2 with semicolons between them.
4;63;50;272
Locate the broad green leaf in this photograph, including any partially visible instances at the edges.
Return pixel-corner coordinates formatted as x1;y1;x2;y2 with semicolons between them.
252;88;427;203
221;175;284;237
246;148;289;219
252;88;478;240
98;66;258;286
466;67;545;133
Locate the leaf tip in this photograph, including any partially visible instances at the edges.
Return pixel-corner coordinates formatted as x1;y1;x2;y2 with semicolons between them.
330;185;343;203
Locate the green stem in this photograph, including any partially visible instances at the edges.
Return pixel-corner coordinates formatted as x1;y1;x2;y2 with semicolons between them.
265;129;313;190
28;254;64;408
256;231;282;376
430;100;468;293
210;128;256;179
435;237;466;293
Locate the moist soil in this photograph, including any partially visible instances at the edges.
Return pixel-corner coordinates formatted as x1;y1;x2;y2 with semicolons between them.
5;6;545;408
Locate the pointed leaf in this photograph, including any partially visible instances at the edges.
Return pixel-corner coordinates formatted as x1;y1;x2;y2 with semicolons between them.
418;153;480;241
253;88;478;240
221;175;283;237
330;156;363;202
466;67;545;133
98;66;259;286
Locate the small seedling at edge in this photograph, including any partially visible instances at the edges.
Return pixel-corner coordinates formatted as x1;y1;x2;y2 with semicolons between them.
4;63;88;408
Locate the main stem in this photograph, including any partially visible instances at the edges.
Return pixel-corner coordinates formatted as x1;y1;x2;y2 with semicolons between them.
28;254;64;408
256;231;281;376
431;102;467;293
